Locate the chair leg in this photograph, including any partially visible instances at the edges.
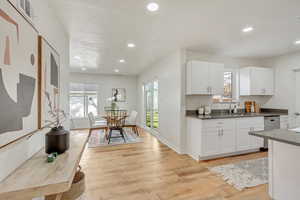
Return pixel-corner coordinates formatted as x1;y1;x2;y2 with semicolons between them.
108;129;113;144
135;126;139;136
105;128;109;140
120;129;126;143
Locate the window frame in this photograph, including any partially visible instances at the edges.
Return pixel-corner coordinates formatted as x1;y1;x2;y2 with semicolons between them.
69;84;98;119
213;69;237;102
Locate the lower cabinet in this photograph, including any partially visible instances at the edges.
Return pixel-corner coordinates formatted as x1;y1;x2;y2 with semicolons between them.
187;117;264;161
236;118;264;151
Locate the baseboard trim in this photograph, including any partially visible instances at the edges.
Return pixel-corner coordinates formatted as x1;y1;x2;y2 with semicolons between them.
138;125;182;154
195;149;261;161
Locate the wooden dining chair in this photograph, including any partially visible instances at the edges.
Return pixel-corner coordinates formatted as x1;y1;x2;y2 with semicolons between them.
105;110;127;144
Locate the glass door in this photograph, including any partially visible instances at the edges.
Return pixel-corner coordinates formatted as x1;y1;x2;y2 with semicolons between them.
145;82;153;128
144;80;159;130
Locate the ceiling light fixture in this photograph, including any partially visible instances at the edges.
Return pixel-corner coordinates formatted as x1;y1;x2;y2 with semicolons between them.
242;26;254;33
127;43;136;48
119;59;125;63
147;2;159;12
81;67;87;71
74;56;81;59
295;40;300;45
114;69;120;73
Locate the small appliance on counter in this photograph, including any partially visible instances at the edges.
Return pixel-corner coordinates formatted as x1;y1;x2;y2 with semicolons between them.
198;106;205;115
204;105;211;115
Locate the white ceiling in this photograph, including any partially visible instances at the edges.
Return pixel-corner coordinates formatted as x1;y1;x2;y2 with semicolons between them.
50;0;300;75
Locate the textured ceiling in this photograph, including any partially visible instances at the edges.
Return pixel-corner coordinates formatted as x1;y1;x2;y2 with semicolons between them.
50;0;300;75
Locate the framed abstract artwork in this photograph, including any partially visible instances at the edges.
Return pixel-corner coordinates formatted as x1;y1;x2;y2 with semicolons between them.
112;88;126;102
7;0;34;25
38;36;60;129
0;0;38;147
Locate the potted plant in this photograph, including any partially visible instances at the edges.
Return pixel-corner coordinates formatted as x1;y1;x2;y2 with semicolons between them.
44;92;70;154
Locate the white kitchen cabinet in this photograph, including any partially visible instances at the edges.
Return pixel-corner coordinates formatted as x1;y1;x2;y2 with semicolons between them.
240;67;274;96
202;119;236;156
209;63;225;95
187;116;264;161
236;117;264;151
186;61;224;95
280;116;289;129
202;131;220;156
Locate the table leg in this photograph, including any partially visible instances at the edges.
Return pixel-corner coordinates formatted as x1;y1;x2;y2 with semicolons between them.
55;193;63;200
45;193;63;200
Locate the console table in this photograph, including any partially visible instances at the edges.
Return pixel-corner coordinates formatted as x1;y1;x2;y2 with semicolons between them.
0;131;89;200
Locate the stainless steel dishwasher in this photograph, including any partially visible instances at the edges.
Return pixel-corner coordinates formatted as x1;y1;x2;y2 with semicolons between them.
262;116;280;151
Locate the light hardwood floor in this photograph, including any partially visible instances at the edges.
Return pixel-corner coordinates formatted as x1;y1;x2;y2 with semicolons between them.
79;128;270;200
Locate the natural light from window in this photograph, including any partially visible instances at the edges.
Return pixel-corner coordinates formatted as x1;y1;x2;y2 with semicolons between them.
69;83;98;118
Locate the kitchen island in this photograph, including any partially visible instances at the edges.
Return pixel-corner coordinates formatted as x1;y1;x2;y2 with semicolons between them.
249;129;300;200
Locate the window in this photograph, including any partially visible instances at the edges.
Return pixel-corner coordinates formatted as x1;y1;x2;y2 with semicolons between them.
223;72;233;98
69;83;98;118
213;71;233;102
144;80;159;129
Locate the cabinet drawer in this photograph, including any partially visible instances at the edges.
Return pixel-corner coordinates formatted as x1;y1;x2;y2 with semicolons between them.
237;117;264;128
203;119;236;129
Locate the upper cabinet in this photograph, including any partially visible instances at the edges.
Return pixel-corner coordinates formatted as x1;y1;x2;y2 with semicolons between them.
240;67;274;96
186;61;224;95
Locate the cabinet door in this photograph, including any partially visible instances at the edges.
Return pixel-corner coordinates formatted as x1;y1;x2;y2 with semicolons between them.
236;128;252;151
262;68;274;95
251;68;274;95
250;68;265;95
251;127;264;148
220;129;236;154
202;130;220;156
209;63;224;95
187;61;210;94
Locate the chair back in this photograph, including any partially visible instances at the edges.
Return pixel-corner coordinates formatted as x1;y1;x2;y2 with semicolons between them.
88;112;96;128
105;110;127;128
127;110;138;124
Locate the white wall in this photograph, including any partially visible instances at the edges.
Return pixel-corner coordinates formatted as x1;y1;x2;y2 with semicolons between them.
137;49;184;153
0;0;69;186
70;73;138;129
263;51;300;110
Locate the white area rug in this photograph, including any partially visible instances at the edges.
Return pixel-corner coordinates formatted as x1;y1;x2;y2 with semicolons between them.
209;158;268;190
88;129;143;148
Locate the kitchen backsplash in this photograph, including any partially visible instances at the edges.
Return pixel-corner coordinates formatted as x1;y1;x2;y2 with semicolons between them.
185;95;272;110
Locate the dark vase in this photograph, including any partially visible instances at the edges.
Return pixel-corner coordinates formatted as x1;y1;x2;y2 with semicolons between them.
45;126;70;154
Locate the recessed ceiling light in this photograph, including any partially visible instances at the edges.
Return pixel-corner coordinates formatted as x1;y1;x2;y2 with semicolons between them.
127;43;136;48
119;59;125;63
242;26;254;33
114;69;120;73
81;67;87;71
147;2;159;12
295;40;300;45
74;56;81;59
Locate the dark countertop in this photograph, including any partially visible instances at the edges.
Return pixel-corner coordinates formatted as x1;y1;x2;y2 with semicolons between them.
186;112;288;120
249;129;300;147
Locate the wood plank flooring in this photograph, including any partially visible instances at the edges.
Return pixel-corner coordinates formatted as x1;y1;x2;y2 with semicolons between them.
79;128;270;200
